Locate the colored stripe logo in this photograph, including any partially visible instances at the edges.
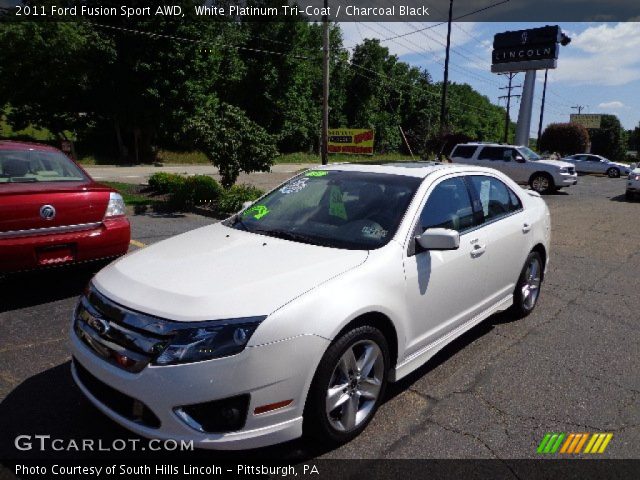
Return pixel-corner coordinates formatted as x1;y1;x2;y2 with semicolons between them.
537;433;613;454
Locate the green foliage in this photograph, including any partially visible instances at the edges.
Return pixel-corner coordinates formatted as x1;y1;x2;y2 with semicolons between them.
148;172;186;194
1;12;517;174
170;175;222;209
217;184;265;214
589;115;626;162
185;103;278;188
539;123;590;155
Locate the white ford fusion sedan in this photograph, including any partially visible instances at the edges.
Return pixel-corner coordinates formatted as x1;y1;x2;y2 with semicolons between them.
70;163;551;449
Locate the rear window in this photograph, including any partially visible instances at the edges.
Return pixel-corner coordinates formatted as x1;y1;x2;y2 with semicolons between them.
0;149;87;183
451;145;476;159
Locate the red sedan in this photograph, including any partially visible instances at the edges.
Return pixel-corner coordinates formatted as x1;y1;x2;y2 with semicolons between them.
0;141;130;273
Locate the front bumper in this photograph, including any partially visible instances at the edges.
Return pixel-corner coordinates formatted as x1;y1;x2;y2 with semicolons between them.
556;173;578;187
627;181;640;193
70;328;329;450
0;217;130;273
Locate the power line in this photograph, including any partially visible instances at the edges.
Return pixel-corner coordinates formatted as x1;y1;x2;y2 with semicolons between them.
371;0;511;44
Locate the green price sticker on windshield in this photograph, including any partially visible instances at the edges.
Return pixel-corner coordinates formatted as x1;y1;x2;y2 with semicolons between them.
243;204;270;220
306;171;329;177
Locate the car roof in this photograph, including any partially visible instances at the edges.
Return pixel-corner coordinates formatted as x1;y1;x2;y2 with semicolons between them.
455;142;526;148
308;162;503;179
0;140;60;152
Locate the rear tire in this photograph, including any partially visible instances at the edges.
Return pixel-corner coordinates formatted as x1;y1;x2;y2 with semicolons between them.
607;167;620;178
304;325;389;445
529;173;555;194
509;251;544;318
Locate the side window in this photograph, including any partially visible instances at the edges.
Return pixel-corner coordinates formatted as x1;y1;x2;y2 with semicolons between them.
478;147;506;161
469;176;522;223
420;177;475;233
451;145;476;159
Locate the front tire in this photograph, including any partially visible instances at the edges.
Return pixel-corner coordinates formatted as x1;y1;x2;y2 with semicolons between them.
607;167;620;178
304;325;389;445
529;173;555;194
510;251;544;318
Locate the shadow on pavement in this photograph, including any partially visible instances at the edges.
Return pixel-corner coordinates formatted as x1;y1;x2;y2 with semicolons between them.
0;265;103;313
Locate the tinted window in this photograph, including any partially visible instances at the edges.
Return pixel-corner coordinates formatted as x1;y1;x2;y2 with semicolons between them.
469;176;522;222
420;177;475;233
228;170;421;250
451;145;476;159
0;149;86;183
477;146;516;161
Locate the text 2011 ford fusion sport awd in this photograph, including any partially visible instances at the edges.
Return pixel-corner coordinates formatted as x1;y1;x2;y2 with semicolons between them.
69;163;550;449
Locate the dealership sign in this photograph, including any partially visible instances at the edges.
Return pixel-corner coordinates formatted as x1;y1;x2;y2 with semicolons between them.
491;25;563;73
570;114;602;129
328;128;374;155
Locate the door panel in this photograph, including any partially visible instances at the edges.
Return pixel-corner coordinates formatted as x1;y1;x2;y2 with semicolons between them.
402;176;490;357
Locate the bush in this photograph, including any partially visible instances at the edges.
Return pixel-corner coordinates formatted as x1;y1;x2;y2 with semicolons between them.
539;123;589;156
217;184;264;214
170;175;222;209
148;172;185;194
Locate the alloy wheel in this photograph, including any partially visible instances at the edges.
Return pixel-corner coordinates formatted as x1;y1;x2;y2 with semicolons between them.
325;340;384;432
531;175;549;193
521;256;542;310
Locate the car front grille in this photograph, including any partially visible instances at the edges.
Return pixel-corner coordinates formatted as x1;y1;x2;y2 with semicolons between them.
74;286;173;373
568;167;575;175
73;358;161;428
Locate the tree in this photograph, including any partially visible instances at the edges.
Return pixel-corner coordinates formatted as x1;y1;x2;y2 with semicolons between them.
539;123;590;155
626;122;640;152
589;115;626;161
184;103;278;188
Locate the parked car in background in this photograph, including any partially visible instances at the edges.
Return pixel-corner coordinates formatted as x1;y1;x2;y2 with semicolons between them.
626;165;640;200
450;143;577;194
562;154;631;178
0;141;130;273
70;163;550;449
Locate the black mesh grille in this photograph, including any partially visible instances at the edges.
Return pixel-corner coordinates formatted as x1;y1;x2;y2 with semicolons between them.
73;358;161;428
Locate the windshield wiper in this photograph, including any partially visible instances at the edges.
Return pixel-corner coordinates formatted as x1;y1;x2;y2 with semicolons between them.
250;228;327;246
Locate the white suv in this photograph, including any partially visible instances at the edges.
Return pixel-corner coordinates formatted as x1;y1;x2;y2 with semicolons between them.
450;143;578;194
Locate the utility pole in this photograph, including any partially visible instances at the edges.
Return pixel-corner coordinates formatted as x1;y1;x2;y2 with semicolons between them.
537;69;549;144
439;0;453;138
572;105;586;114
498;72;521;143
321;0;329;165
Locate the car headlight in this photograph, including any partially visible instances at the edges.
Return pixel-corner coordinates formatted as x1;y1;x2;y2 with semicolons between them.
105;192;126;217
154;317;266;365
559;167;568;173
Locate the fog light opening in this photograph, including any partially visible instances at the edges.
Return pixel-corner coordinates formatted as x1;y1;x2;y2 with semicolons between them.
254;399;293;415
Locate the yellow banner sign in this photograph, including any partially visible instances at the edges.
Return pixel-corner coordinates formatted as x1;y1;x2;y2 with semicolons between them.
570;114;602;129
328;129;374;155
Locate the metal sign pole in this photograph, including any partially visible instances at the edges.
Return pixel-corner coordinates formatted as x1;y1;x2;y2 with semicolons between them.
515;70;536;146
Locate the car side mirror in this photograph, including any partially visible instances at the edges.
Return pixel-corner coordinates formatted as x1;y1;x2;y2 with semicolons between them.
416;228;460;251
514;155;525;163
631;163;638;170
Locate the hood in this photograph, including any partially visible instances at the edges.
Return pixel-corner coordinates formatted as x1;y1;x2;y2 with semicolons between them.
93;223;368;321
534;159;574;169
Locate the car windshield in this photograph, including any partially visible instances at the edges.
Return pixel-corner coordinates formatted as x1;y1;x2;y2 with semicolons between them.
519;147;542;161
227;170;421;250
0;149;87;183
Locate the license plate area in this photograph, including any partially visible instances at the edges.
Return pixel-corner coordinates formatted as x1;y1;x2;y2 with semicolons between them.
37;244;76;265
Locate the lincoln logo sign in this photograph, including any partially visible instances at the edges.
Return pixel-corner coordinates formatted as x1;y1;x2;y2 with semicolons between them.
491;25;564;73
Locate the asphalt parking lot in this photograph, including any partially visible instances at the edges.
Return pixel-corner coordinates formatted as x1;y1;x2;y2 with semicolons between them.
0;174;638;466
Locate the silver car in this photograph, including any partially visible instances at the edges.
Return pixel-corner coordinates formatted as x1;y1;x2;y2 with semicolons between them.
562;154;631;178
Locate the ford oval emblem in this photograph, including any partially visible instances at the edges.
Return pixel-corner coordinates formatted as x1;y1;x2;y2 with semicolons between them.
40;204;56;220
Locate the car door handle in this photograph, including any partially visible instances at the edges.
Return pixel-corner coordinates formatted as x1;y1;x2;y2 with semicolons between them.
470;243;486;257
522;223;531;234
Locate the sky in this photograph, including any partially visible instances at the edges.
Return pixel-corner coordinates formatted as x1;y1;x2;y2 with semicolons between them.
340;21;640;135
